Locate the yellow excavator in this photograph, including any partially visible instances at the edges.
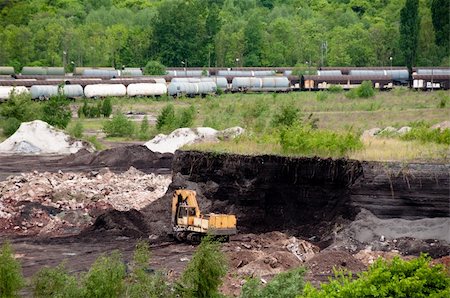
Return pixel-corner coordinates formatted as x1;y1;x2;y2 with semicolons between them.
171;189;237;243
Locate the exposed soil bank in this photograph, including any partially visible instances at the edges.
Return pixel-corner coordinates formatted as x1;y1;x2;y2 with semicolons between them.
167;151;449;238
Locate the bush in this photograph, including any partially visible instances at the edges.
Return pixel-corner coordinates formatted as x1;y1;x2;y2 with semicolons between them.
401;127;450;145
68;122;84;138
103;113;135;137
178;105;196;128
32;263;80;298
280;125;363;157
82;251;126;298
126;241;172;298
101;98;113;118
176;237;227;298
144;60;166;75
156;104;176;132
328;85;344;93
302;254;450;297
0;90;38;122
241;267;306;298
138;116;150;140
346;81;375;99
41;93;72;129
0;241;24;297
271;105;300;128
2;117;21;136
316;91;328;101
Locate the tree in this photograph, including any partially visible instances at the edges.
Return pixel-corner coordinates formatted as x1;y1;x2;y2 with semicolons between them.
431;0;450;51
176;237;227;298
101;98;113;118
399;0;420;84
143;60;166;75
41;92;72;129
0;241;24;297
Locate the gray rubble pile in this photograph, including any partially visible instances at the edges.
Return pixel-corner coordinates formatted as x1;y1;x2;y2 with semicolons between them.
0;167;171;236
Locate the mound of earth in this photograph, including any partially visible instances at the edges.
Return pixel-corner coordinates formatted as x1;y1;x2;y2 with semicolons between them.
0;167;171;237
0;120;93;155
144;126;244;153
61;145;173;172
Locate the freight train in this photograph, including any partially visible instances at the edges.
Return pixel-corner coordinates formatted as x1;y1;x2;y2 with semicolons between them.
0;66;448;101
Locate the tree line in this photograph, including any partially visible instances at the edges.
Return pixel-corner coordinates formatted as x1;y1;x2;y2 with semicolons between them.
0;0;448;71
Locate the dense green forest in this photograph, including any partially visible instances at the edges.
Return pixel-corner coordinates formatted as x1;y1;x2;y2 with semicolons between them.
0;0;448;70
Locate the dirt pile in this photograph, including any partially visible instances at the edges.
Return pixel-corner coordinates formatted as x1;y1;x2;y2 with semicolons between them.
0;167;171;236
221;232;319;296
61;145;173;173
0;120;93;155
144;127;244;153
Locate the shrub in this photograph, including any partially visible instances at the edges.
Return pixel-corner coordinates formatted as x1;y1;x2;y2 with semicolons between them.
357;80;375;98
126;241;172;298
32;263;80;298
241;267;306;298
178;105;196;128
103;113;135;137
41;93;72;129
316;91;328;101
401;127;450;145
176;237;227;298
280;125;363;157
2;117;21;136
138;116;150;140
302;254;450;297
156;104;176;132
328;85;344;93
82;251;126;298
68;122;84;138
0;241;24;297
0;90;38;121
101;98;113;118
144;60;166;75
271;105;300;128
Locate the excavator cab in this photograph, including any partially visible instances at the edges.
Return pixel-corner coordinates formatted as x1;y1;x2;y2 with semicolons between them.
171;189;237;243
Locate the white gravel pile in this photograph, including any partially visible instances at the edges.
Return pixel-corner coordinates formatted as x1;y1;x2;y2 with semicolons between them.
145;126;244;153
0;120;92;155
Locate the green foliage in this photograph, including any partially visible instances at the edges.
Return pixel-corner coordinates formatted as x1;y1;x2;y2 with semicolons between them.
103;113;135;137
302;254;450;297
156;104;176;132
156;104;197;133
280;125;363;157
400;0;420;76
346;81;375;99
401;126;450;145
84;135;104;151
241;267;306;298
82;251;126;298
176;237;227;298
328;85;344;93
68;122;84;139
101;98;113;118
0;241;24;298
138;115;150;140
126;241;172;298
32;263;81;298
316;91;328;101
2;117;21;136
41;93;72;129
0;91;38;122
271;105;299;128
144;60;166;75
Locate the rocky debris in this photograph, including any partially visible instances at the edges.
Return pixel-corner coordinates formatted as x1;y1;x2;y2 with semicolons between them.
144;126;244;153
362;126;412;138
0;167;171;236
431;121;450;131
0;120;94;155
221;232;319;297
